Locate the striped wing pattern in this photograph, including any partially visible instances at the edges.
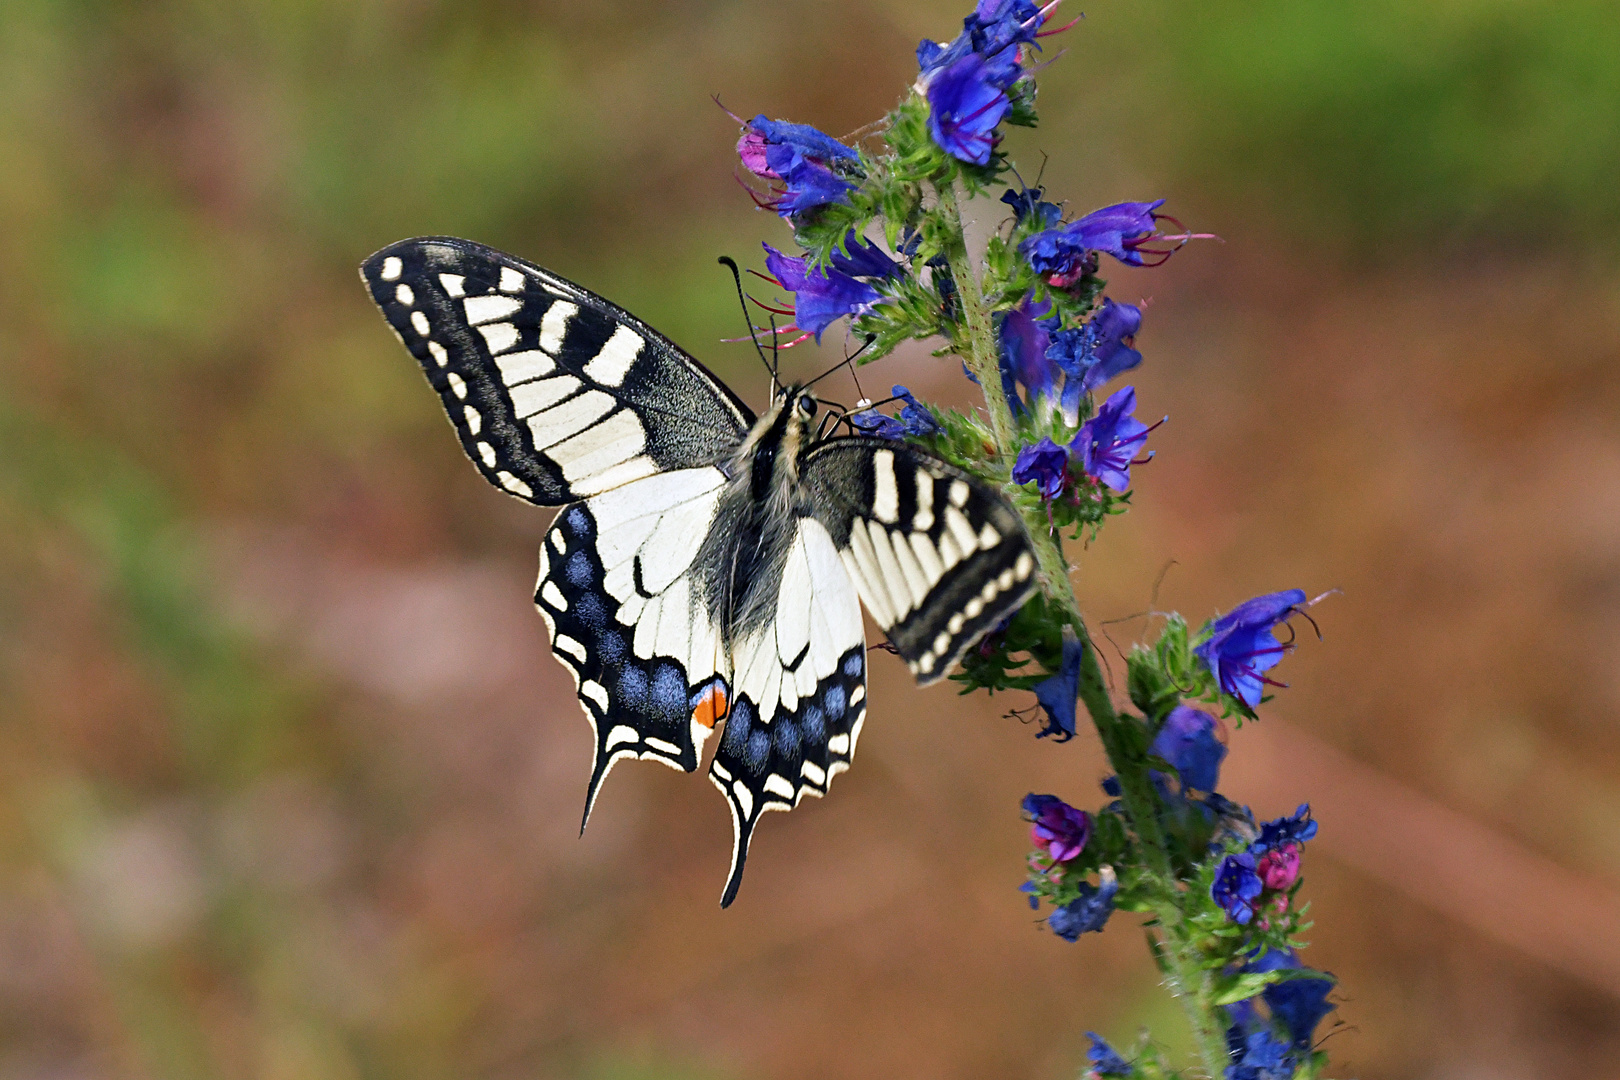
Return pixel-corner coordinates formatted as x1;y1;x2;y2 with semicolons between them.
802;439;1038;682
360;237;752;505
707;516;867;906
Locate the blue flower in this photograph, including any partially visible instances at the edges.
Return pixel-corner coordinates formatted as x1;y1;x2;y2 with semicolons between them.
1071;385;1155;492
1047;299;1144;423
1032;627;1082;741
737;115;860;218
1048;868;1118;940
1001;185;1062;229
763;244;884;342
918;0;1046;90
925;51;1011;165
1150;704;1227;793
1019;200;1169;285
1211;853;1264;924
1226;1028;1296;1080
1246;949;1336;1050
851;385;940;439
1086;1032;1131;1077
1252;804;1318;855
997;293;1059;415
1192;589;1307;708
1012;437;1069;499
829;231;903;280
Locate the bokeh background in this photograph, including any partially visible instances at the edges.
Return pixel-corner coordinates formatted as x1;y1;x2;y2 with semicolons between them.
4;1;1620;1077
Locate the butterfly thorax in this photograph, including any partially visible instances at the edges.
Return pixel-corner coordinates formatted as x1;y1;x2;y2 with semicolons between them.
698;386;819;646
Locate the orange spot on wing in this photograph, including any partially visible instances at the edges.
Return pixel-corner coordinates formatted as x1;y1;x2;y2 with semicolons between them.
692;685;729;728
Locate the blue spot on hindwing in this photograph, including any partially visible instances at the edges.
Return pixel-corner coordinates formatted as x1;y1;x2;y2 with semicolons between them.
617;666;649;709
651;664;685;720
801;706;826;745
565;551;593;587
843;651;863;677
576;592;607;629
566;507;592;537
744;731;771;772
824;685;846;721
723;699;753;755
597;630;625;663
774;719;801;758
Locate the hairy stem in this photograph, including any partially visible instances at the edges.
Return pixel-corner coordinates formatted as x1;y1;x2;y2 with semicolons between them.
934;179;1231;1080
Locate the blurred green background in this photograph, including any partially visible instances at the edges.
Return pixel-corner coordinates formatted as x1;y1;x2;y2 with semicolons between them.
4;1;1620;1077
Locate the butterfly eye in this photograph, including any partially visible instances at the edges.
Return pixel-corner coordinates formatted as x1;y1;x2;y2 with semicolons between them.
797;396;818;418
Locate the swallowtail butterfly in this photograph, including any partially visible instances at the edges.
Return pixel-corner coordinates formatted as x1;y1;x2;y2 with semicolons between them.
362;237;1038;905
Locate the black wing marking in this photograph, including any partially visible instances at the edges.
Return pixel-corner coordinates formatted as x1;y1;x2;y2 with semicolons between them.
533;468;733;829
360;237;755;505
800;438;1038;683
706;515;867;907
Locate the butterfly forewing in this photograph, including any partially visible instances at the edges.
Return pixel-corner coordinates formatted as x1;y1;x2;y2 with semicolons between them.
802;439;1038;681
360;237;753;505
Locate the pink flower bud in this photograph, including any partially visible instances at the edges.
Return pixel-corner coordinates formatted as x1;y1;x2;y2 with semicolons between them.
1256;843;1300;891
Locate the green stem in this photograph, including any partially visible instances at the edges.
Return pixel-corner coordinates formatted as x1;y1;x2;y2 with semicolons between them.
934;179;1232;1080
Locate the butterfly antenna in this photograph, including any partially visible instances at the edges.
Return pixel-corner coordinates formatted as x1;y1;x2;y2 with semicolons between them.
804;333;877;389
718;256;782;394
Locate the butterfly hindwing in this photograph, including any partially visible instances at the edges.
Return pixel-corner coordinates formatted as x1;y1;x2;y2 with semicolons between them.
801;438;1039;682
533;467;733;827
706;516;867;906
361;237;754;505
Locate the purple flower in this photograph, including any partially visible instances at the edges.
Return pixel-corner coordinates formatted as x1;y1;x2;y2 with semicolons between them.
1047;299;1144;423
1012;437;1069;499
1086;1033;1130;1077
1252;804;1318;854
926;51;1011;165
1001;185;1062;229
1022;793;1091;862
1150;704;1227;793
997;293;1058;415
1192;589;1307;708
1071;385;1155;492
1048;868;1118;940
1248;949;1336;1050
763;244;884;342
829;231;903;280
918;0;1046;90
1032;627;1082;741
737;116;859;218
1211;853;1263;924
851;385;940;439
1018;200;1169;285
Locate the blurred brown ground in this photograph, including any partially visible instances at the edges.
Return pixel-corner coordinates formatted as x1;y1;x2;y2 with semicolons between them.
3;2;1619;1078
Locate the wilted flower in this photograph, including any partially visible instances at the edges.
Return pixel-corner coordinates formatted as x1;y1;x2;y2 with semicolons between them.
1048;867;1118;940
1211;852;1264;924
1022;793;1091;862
1150;704;1227;793
1001;184;1062;229
1192;589;1308;708
762;244;885;342
1071;385;1156;492
1012;437;1070;499
1032;626;1082;740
